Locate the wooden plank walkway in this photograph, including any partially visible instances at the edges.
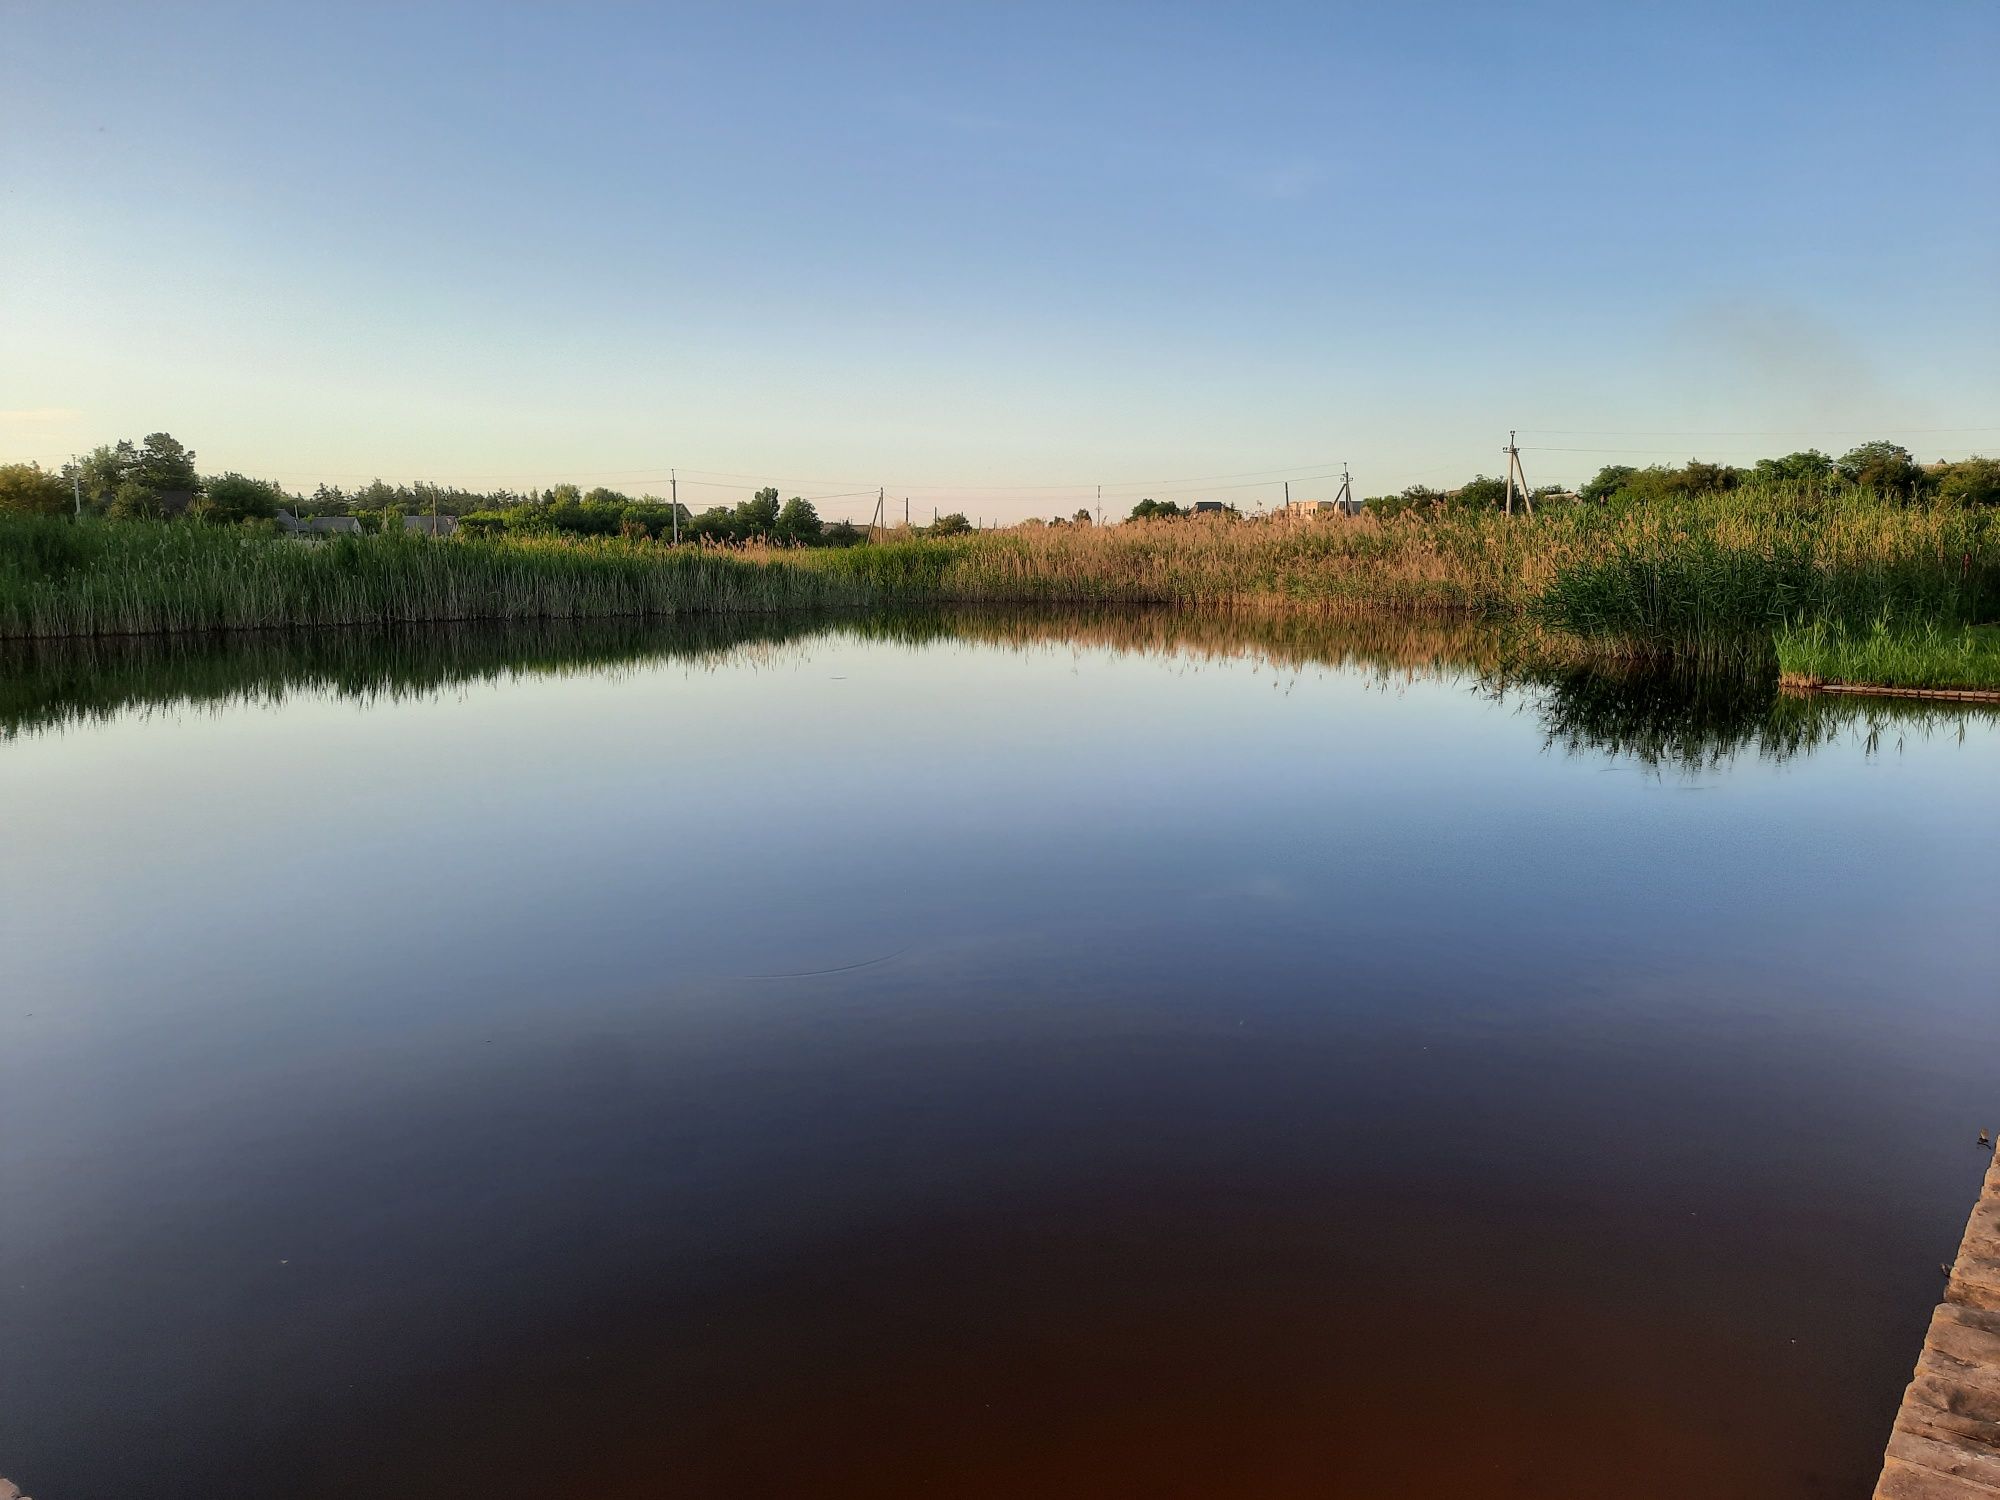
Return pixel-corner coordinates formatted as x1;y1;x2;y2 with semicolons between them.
1876;1147;2000;1497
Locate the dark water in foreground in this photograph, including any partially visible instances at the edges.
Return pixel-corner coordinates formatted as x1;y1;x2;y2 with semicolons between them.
2;613;1997;1499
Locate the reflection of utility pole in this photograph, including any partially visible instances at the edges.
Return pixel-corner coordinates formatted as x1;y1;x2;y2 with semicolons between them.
1503;430;1534;515
670;469;679;544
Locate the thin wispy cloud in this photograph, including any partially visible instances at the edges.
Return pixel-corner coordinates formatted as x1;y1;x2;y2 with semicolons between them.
0;407;83;424
1240;159;1325;202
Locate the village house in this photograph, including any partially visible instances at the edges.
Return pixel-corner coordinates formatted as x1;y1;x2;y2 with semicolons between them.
275;510;362;536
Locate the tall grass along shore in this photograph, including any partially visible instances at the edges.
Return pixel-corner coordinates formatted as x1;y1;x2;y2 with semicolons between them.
3;489;1995;687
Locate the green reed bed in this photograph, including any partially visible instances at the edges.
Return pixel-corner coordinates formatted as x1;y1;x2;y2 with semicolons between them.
5;492;1996;692
796;487;1999;636
0;518;872;638
1533;489;1998;642
1774;620;2000;693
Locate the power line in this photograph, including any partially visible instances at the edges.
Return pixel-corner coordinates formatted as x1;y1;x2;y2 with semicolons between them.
670;458;1355;494
1517;425;2000;437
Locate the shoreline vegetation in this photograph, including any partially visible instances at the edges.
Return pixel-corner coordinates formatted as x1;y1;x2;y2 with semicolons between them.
5;611;1990;772
3;437;1996;694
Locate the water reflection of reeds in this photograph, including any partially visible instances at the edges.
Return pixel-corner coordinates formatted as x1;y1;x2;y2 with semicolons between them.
3;609;1991;768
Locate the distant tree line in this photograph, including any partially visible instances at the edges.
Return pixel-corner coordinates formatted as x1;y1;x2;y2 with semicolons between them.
0;439;867;546
1361;442;2000;515
1122;498;1242;521
5;434;1997;532
459;486;861;546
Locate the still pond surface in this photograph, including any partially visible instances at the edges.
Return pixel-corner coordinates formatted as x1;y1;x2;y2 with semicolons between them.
2;612;1997;1499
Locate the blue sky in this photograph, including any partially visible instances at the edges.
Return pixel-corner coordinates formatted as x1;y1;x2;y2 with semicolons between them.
3;1;1995;520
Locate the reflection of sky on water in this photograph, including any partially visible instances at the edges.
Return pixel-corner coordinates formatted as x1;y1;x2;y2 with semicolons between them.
1;617;1996;1497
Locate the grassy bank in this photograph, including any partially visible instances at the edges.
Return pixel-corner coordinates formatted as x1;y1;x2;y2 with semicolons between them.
0;517;872;637
4;493;1996;688
1775;621;2000;694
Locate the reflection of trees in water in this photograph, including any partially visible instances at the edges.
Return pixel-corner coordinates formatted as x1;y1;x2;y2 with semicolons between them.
1498;657;1988;770
4;609;1991;764
0;616;823;739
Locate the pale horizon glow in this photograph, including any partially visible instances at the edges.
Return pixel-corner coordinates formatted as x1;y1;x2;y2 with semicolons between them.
3;2;1996;522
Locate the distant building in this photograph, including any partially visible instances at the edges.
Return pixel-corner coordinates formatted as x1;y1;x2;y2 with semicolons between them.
276;510;362;536
403;514;458;537
1189;500;1226;514
1283;499;1339;518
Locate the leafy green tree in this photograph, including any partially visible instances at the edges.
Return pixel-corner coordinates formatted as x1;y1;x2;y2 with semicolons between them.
0;462;72;516
129;432;201;509
1611;461;1742;504
1072;509;1092;525
1680;459;1741;493
204;472;289;521
1128;498;1185;520
1838;441;1923;498
1452;475;1508;508
822;520;864;546
583;486;632;506
1750;450;1834;486
930;512;974;537
732;487;782;537
688;506;738;543
69;441;138;510
1580;465;1636;503
544;482;583;506
775;496;823;543
1934;456;2000;507
107;476;165;519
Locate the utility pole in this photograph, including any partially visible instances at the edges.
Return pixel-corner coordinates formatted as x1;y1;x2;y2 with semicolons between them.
904;496;910;527
1284;479;1291;519
670;469;679;544
1334;463;1354;512
1503;430;1534;515
70;454;81;519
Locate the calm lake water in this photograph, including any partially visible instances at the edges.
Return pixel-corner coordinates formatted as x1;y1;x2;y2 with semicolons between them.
3;612;1997;1499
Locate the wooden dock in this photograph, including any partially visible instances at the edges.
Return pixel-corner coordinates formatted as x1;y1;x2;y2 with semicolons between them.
1876;1148;2000;1497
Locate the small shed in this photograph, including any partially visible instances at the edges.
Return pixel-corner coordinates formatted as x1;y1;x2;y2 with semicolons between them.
403;514;458;537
